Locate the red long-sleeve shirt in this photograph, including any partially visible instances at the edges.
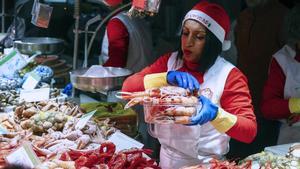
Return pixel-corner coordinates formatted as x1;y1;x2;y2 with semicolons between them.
122;53;257;143
261;54;300;119
103;18;129;67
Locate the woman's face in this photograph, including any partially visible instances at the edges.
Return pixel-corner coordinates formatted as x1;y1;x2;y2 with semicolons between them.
181;20;206;63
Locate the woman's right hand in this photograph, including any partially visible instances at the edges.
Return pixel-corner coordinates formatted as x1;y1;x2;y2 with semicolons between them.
167;71;200;91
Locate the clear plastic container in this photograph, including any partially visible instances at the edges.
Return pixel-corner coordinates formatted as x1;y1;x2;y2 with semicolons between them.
143;102;201;124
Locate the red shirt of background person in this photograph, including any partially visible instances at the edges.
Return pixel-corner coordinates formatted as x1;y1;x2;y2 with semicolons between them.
122;1;257;168
101;0;127;67
99;0;153;72
261;4;300;144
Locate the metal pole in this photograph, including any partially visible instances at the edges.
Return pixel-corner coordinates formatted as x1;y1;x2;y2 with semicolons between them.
73;0;80;70
14;0;17;39
83;15;101;68
2;0;5;32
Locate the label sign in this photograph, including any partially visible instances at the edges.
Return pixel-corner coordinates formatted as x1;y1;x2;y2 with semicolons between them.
75;110;96;130
0;50;27;77
20;88;50;102
6;143;41;168
22;72;41;90
108;131;144;152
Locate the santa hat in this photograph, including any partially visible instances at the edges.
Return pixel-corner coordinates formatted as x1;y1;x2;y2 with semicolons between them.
183;1;231;51
103;0;123;7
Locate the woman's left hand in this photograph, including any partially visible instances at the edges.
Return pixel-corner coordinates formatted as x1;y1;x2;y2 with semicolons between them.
167;71;200;91
189;95;218;125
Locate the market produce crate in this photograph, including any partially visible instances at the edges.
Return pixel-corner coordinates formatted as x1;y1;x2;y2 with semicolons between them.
80;102;138;137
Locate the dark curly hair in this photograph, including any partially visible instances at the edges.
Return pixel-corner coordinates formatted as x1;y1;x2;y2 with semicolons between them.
177;28;222;73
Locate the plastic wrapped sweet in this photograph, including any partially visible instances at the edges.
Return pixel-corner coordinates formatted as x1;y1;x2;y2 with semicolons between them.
23;65;53;83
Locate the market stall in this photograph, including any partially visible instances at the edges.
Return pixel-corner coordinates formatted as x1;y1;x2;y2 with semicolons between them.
1;0;300;169
0;52;159;168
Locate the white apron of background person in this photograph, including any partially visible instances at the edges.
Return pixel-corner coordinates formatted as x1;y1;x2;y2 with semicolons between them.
100;12;153;73
148;52;234;169
273;45;300;144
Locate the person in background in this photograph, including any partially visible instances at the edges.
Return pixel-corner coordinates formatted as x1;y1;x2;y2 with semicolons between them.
210;0;247;65
228;0;290;159
122;1;257;168
261;4;300;144
99;0;154;72
98;1;161;160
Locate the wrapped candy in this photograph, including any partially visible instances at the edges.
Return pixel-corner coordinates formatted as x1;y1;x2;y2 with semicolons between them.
23;65;53;83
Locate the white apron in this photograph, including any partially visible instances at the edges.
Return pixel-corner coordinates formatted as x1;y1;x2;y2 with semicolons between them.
273;45;300;144
149;52;235;169
100;12;153;73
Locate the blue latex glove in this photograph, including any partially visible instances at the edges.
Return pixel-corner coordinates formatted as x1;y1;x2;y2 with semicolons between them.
189;95;218;125
167;71;200;91
62;83;73;96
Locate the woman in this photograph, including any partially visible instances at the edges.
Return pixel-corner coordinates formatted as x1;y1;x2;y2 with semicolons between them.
261;4;300;144
122;1;257;168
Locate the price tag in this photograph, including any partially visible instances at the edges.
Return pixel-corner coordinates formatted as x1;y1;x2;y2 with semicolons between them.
75;110;96;130
0;124;8;134
22;72;41;90
31;2;53;28
6;142;41;168
20;88;50;102
108;131;144;152
132;0;147;9
0;50;27;77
